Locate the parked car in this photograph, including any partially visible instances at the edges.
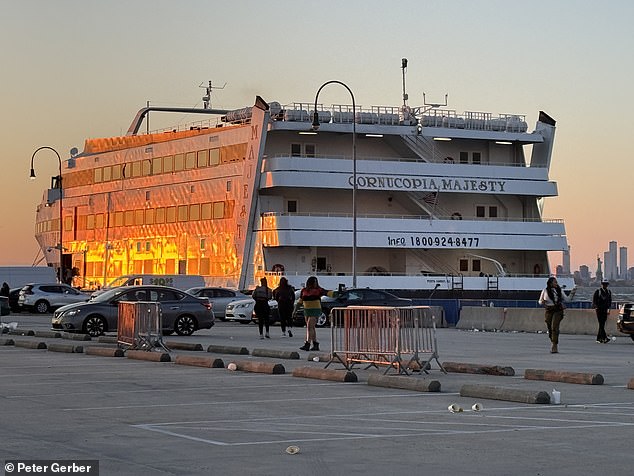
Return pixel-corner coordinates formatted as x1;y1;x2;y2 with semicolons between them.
225;297;278;324
52;285;214;337
617;302;634;341
293;288;413;327
185;287;249;320
18;283;89;313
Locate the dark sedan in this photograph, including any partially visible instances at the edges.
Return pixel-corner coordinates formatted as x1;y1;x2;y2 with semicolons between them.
293;288;413;327
52;285;214;337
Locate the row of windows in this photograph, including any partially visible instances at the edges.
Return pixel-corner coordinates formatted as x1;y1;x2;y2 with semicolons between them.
35;200;234;234
444;152;482;164
83;258;228;279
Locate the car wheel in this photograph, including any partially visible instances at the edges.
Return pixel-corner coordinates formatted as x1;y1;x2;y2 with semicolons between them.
83;315;106;337
34;300;51;314
174;315;196;336
316;313;328;327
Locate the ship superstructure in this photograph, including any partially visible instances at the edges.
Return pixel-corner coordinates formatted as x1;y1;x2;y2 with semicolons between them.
34;65;572;296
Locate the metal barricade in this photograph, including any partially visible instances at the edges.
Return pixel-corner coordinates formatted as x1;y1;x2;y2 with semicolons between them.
117;301;169;351
327;306;445;375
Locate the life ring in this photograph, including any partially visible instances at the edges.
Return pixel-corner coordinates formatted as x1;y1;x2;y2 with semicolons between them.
451;212;462;220
533;264;542;275
272;263;285;273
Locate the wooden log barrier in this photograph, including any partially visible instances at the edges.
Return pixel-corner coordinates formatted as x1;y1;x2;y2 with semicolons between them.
8;329;35;336
47;343;83;353
97;336;118;344
628;378;634;390
368;374;440;392
207;344;250;355
164;341;203;351
127;350;171;362
174;355;224;368
443;361;515;376
524;369;604;385
14;340;47;350
460;384;551;404
231;360;285;374
0;338;15;346
307;352;332;362
85;346;124;357
252;348;300;360
292;366;357;382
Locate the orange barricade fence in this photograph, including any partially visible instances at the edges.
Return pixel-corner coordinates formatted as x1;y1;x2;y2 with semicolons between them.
326;306;445;375
117;301;168;351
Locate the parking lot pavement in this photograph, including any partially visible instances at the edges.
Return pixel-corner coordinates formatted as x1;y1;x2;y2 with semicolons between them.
1;315;634;475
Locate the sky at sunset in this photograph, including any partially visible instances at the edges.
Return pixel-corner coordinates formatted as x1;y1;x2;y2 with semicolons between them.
1;0;633;273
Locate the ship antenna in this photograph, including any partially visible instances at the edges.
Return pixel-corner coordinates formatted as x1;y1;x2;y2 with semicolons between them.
200;80;227;109
401;58;408;107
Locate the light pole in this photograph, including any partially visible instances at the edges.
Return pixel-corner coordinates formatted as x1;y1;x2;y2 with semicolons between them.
312;81;357;288
30;146;64;284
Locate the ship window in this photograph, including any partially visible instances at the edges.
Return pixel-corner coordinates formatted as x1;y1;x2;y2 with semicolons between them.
174;154;184;171
200;238;206;250
287;200;298;213
305;144;316;157
142;160;151;176
155;207;165;223
226;180;232;192
152;157;162;175
86;215;95;230
201;203;212;220
178;205;188;222
476;206;485;217
143;259;152;273
163;156;174;173
291;143;301;157
489;206;498;218
95;214;104;229
114;211;124;227
460;152;468;164
166;206;177;223
111;164;122;180
459;259;469;272
213;201;225;219
145;241;151;252
136;242;141;253
135;209;144;225
197;150;208;168
145;209;154;225
472;260;481;272
133;260;143;273
130;161;141;177
189;204;200;221
94;168;103;183
102;166;112;182
124;210;134;226
200;257;210;274
472;152;481;164
185;152;196;170
145;191;151;201
165;259;176;274
209;148;220;166
64;216;73;232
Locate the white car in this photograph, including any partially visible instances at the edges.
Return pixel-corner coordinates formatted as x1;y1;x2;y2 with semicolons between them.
225;297;278;324
18;283;89;314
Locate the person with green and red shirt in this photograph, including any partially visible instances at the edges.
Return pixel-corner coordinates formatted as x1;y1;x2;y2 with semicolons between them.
296;276;338;351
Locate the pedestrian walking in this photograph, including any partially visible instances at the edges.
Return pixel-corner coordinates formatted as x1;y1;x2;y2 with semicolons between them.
538;277;577;353
252;277;273;339
592;279;612;343
0;282;9;297
273;277;295;337
295;276;337;351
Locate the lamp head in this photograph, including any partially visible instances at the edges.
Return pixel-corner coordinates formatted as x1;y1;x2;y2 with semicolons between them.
30;168;36;179
311;111;320;131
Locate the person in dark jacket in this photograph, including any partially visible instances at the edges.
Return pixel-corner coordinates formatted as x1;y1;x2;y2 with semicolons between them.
538;277;576;353
592;279;612;343
0;282;9;297
252;277;273;339
273;277;295;338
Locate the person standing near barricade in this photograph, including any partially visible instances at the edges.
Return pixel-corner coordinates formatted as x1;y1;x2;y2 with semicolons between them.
538;277;577;354
252;277;273;339
592;279;612;343
296;276;338;351
273;277;295;338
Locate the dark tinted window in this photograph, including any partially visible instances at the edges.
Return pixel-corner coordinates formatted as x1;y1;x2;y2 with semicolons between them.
154;289;182;302
216;289;234;298
40;286;60;293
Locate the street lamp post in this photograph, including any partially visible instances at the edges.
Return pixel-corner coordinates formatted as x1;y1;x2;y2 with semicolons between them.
30;146;64;284
312;81;357;288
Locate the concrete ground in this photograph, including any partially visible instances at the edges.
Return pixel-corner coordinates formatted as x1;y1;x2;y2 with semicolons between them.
1;313;634;476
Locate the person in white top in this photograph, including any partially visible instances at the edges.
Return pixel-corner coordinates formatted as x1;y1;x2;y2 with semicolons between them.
538;277;577;353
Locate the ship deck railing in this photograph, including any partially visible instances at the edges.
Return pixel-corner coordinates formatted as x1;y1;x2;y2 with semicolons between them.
268;152;546;168
260;211;564;224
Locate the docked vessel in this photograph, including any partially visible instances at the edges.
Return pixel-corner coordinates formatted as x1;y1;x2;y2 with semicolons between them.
33;61;573;297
